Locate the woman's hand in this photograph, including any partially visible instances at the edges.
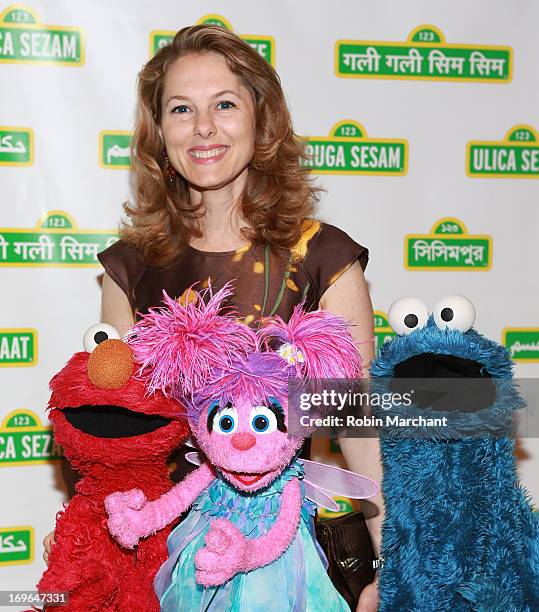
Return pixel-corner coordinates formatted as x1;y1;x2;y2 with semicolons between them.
42;529;56;565
356;576;379;612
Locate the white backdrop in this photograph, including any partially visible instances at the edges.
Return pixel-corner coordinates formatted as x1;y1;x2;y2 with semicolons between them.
1;0;538;599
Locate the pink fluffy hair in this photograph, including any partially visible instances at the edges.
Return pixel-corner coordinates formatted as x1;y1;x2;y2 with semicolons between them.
128;284;363;424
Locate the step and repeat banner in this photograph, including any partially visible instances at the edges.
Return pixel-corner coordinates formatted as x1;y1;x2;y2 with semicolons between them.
1;0;538;595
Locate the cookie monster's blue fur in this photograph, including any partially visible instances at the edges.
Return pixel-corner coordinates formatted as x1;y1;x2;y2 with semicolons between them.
371;316;539;611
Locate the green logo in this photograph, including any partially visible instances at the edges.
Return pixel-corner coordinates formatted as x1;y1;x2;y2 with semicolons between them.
0;329;37;367
374;312;396;353
99;131;132;169
336;25;512;82
502;328;539;362
0;410;63;467
0;127;33;165
150;14;275;65
405;218;492;271
0;210;118;267
0;527;33;565
0;5;84;65
466;125;539;178
302;120;408;175
318;496;354;520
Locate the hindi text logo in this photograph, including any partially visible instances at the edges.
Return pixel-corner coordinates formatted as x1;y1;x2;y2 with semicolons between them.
336;25;511;83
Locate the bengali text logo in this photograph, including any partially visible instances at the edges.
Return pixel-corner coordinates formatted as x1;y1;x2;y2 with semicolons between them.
336;25;511;82
405;218;492;271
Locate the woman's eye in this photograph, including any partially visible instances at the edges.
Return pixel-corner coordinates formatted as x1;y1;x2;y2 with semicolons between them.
171;105;189;114
213;407;238;435
249;406;278;434
216;100;236;110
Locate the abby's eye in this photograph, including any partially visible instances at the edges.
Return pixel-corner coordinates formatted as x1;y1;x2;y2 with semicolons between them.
433;295;475;332
388;297;429;336
83;323;121;352
216;100;236;110
213;406;238;435
249;406;278;434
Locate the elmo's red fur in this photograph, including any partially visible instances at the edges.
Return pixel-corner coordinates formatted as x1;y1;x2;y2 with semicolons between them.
36;345;189;611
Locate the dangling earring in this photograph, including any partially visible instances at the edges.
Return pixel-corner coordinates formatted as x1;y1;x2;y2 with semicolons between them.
162;149;177;183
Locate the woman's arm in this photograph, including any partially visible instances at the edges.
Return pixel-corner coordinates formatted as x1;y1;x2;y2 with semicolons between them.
101;272;135;336
319;261;384;611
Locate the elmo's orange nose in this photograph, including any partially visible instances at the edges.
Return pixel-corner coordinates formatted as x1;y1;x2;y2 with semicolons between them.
87;339;134;389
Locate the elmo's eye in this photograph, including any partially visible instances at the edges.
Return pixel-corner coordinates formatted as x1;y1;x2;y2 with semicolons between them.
83;323;121;352
433;295;475;332
249;406;278;434
388;297;429;336
213;406;238;435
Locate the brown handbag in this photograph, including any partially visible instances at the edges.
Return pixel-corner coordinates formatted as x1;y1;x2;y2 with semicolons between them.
315;511;375;609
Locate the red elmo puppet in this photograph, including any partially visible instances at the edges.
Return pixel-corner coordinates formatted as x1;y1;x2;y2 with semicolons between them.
37;324;189;611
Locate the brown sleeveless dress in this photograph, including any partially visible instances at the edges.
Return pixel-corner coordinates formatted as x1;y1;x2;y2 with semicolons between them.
98;220;368;324
97;220;374;606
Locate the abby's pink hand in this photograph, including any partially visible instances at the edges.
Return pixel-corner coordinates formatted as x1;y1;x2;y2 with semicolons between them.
195;519;249;586
104;488;148;549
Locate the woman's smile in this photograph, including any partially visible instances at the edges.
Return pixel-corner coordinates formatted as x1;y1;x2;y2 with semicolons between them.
188;145;230;163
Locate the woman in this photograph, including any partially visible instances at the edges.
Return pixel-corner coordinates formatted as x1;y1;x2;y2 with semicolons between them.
45;25;383;611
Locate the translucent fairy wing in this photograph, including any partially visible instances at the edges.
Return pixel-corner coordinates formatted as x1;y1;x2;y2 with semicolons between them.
303;481;340;511
300;458;378;499
185;451;203;466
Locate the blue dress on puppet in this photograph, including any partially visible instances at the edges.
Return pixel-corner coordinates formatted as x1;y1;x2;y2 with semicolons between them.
104;284;378;612
156;461;348;611
371;295;539;612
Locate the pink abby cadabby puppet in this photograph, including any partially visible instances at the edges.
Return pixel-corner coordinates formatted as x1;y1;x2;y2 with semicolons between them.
105;285;378;611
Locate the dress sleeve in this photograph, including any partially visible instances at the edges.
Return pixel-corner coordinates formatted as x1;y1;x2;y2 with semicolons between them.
97;239;147;307
301;222;369;302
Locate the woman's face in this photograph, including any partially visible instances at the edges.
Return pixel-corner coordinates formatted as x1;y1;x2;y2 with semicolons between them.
160;52;256;192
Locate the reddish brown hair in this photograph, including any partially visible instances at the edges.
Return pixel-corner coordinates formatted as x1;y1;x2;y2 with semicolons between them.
121;24;321;265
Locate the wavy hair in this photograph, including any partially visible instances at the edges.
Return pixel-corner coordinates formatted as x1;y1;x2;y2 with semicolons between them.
121;24;322;265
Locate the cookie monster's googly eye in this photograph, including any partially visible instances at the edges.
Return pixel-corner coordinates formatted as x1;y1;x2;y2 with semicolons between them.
213;406;238;435
388;297;429;335
433;295;476;332
83;323;121;352
249;406;278;435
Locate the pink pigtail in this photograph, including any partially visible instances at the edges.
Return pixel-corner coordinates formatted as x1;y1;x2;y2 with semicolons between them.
127;283;258;397
259;305;362;379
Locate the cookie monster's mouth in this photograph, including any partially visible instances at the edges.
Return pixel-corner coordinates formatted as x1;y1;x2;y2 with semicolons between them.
390;352;496;412
62;405;171;438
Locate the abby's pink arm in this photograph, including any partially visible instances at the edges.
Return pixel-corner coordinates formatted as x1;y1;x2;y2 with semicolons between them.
244;476;302;570
144;462;215;532
106;463;215;547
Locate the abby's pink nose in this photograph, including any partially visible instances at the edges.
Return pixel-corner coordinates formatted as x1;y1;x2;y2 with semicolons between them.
231;432;256;451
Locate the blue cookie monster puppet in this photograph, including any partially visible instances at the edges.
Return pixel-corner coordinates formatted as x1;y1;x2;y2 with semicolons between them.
371;294;539;611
